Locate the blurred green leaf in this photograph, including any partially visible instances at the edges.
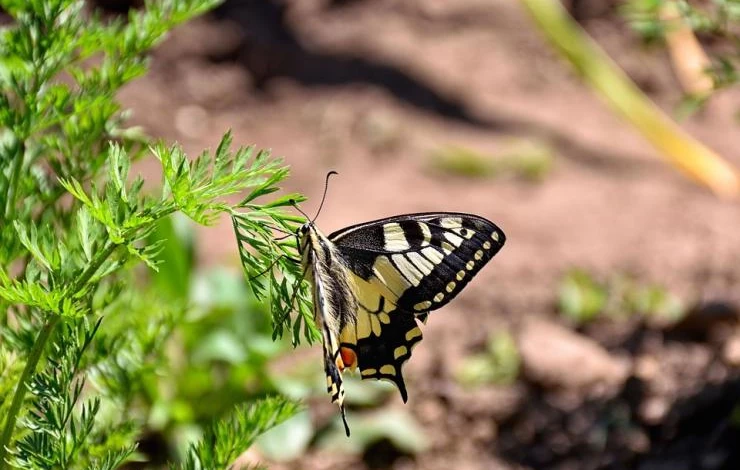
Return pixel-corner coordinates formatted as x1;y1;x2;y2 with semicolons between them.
273;357;394;406
148;213;195;302
456;331;520;387
428;139;554;181
255;410;313;462
626;282;685;322
558;269;608;324
192;330;248;365
342;375;395;407
558;268;686;324
191;268;250;316
430;145;495;178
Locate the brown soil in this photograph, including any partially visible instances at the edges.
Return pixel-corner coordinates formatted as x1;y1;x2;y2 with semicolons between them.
116;0;740;469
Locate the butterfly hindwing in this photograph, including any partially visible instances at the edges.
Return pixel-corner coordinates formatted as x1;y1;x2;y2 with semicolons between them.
350;307;422;402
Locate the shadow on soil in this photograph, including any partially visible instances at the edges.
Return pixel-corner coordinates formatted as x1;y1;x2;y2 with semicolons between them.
495;327;740;470
209;0;663;173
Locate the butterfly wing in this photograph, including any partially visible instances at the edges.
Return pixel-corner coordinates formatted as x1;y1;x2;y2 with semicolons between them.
330;212;505;399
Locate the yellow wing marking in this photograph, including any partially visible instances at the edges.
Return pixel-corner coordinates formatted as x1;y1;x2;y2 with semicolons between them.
419;222;432;246
406;252;435;275
443;231;464;248
383;222;411;252
421;247;444;264
405;327;422;341
372;255;412;297
391;254;423;286
439;217;463;229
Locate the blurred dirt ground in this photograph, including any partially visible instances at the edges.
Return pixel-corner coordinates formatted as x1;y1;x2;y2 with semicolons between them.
117;0;740;469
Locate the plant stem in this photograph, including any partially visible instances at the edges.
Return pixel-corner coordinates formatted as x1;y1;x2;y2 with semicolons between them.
68;242;117;295
0;316;59;469
3;138;25;222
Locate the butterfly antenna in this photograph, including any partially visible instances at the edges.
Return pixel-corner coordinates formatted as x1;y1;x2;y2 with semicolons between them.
290;171;338;223
311;170;337;223
290;199;311;220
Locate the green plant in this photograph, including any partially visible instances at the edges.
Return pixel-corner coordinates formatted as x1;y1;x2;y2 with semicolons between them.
623;0;740;89
455;331;520;387
428;140;554;182
557;268;686;325
0;0;314;468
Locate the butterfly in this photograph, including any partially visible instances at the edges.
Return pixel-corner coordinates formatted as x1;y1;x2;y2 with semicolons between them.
295;195;505;436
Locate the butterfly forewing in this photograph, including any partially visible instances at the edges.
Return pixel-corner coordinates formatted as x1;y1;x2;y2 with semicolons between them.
330;213;505;313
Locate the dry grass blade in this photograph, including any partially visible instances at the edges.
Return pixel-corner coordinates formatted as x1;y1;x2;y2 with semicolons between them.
519;0;740;198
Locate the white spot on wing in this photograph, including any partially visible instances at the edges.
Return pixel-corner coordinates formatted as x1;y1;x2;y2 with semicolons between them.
421;247;444;265
440;217;463;229
444;232;464;248
419;222;431;247
407;251;435;275
383;223;410;252
373;255;412;297
392;254;423;287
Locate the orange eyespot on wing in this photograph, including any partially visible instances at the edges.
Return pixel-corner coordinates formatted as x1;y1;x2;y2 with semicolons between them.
340;346;358;371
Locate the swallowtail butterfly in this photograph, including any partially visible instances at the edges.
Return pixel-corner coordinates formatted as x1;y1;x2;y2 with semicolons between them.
294;176;506;436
